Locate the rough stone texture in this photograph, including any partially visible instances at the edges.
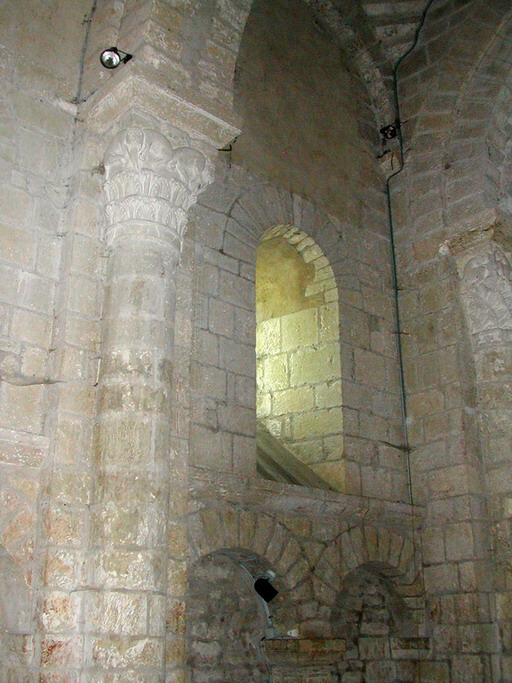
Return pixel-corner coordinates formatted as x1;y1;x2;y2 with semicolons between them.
186;553;269;681
2;0;512;681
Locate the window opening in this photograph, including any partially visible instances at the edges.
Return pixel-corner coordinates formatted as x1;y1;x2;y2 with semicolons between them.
255;225;344;491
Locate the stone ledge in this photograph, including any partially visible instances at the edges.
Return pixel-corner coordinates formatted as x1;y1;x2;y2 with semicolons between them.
189;466;424;526
440;208;512;257
390;636;430;659
82;68;240;148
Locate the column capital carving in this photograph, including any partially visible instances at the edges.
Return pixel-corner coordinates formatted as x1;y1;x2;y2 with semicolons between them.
439;208;512;261
457;243;512;338
439;210;512;340
103;127;214;248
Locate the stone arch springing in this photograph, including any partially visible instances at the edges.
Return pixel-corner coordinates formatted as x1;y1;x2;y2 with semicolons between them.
186;548;280;681
312;524;422;623
186;507;312;678
256;224;344;491
483;20;512;217
441;9;512;225
187;507;311;591
339;525;416;582
308;523;426;683
397;1;512;226
82;0;254;121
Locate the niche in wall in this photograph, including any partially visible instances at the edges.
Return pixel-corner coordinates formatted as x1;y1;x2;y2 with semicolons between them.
255;225;344;491
331;565;414;682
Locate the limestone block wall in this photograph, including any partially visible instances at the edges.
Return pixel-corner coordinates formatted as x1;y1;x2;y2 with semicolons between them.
256;226;344;489
389;1;512;678
333;566;429;683
8;0;512;679
444;20;512;677
232;0;378;221
189;165;407;502
0;2;96;673
29;121;106;677
188;173;258;478
80;0;253;134
0;545;31;681
187;553;270;681
225;0;407;501
185;501;428;682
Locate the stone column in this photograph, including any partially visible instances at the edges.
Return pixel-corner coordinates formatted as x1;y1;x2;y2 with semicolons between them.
441;210;512;680
85;127;212;679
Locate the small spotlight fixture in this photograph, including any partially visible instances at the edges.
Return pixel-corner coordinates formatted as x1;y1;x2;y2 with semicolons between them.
254;571;279;603
380;121;400;141
100;47;133;70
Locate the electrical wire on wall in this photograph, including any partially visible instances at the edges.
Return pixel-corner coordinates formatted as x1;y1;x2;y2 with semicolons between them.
384;0;437;575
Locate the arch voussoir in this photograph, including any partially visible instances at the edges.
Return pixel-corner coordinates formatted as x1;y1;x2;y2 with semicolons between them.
338;524;415;583
187;508;311;587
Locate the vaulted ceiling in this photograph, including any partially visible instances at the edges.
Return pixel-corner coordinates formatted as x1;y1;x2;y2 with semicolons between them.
306;0;429;127
360;0;426;62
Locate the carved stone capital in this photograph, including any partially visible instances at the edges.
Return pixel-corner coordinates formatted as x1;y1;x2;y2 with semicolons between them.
458;243;512;338
103;127;213;248
439;209;512;262
438;209;512;341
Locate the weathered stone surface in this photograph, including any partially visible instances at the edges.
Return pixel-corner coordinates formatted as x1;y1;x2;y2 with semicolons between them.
4;0;512;680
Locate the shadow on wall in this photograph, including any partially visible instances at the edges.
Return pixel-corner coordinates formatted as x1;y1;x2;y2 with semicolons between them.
233;0;378;222
332;565;408;640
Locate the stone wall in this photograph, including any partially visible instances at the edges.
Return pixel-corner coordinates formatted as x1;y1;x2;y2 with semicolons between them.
185;502;425;682
233;0;378;220
187;553;273;682
187;0;406;497
3;0;512;680
0;1;98;677
391;2;512;679
190;163;407;501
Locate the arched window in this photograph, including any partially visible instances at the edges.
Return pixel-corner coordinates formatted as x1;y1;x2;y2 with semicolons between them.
255;225;344;491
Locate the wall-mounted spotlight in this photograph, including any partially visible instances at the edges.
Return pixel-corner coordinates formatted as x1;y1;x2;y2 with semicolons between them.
254;570;279;603
239;564;279;640
100;47;133;69
380;121;400;141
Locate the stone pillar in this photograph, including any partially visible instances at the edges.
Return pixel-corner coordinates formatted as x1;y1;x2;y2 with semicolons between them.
441;209;512;681
85;127;212;679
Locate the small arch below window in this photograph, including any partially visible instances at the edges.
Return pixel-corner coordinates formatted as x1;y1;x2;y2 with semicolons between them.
255;225;344;492
186;549;293;682
332;566;408;642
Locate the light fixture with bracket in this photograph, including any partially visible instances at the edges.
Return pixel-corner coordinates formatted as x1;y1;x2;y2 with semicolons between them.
100;47;133;70
380;121;400;140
